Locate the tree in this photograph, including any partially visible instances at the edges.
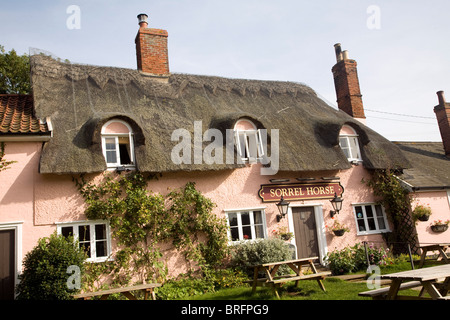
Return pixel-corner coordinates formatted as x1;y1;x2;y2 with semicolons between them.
0;45;31;94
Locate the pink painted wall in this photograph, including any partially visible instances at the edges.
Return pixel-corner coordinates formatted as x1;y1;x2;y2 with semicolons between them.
0;142;54;260
412;191;450;245
0;141;397;280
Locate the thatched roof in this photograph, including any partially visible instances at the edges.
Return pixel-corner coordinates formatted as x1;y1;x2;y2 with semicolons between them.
30;55;409;174
394;142;450;190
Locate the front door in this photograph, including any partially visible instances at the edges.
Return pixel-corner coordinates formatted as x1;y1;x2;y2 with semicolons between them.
0;229;15;300
292;206;319;259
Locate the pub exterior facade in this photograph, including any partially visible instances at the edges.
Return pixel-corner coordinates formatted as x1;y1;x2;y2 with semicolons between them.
1;13;449;298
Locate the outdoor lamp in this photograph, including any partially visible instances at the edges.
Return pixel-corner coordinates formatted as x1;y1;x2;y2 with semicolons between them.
276;196;290;222
330;193;343;218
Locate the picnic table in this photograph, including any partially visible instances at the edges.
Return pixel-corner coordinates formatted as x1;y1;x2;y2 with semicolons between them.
249;256;331;299
419;243;450;268
359;264;450;300
73;283;161;300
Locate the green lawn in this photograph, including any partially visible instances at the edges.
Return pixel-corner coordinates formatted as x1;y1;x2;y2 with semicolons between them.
184;262;432;300
184;278;371;300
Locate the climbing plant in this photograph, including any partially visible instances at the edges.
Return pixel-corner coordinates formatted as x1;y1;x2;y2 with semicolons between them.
363;169;419;255
0;142;16;172
74;172;229;289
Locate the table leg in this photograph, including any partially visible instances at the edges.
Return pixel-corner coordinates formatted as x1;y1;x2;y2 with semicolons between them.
422;281;442;300
252;267;259;293
386;279;402;300
419;248;428;268
439;277;450;296
122;291;138;300
437;247;449;263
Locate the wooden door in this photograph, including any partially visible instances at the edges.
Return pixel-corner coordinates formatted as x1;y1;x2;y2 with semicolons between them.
292;206;319;259
0;229;15;300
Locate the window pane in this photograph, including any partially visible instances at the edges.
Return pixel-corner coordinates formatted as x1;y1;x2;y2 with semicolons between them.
95;224;106;240
228;213;238;227
255;224;264;239
365;206;376;230
375;205;386;229
230;227;239;241
96;241;107;257
253;211;262;224
106;150;117;164
349;137;360;159
242;226;252;240
80;242;91;258
118;136;132;165
79;225;90;241
354;206;366;232
247;132;258;158
105;138;116;150
339;137;349;148
241;212;250;226
61;226;73;238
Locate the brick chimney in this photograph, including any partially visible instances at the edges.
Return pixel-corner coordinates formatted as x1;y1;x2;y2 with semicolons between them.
135;13;170;78
331;43;366;122
434;90;450;157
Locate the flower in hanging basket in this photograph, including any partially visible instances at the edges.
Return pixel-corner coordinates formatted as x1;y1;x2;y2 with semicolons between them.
327;220;350;236
272;226;294;241
430;220;450;233
412;204;432;222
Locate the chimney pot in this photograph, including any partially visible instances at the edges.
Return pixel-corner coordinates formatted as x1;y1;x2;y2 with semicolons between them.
137;13;148;28
437;90;446;106
334;43;342;62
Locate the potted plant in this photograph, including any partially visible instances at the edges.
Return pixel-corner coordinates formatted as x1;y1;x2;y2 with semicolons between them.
430;220;450;233
272;226;294;241
412;204;432;222
328;220;350;237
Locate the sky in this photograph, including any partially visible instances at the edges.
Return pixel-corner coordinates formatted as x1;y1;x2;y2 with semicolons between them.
1;0;449;142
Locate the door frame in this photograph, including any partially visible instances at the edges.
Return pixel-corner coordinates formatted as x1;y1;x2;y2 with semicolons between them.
287;204;327;265
0;221;23;298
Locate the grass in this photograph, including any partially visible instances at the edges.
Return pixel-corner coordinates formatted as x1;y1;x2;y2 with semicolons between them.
182;261;435;300
184;278;372;300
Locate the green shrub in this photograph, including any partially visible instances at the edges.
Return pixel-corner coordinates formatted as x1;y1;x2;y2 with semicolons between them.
16;233;86;300
156;268;248;300
326;243;388;275
230;238;293;276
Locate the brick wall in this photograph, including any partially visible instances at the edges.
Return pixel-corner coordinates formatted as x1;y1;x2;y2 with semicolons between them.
135;27;169;76
332;59;366;119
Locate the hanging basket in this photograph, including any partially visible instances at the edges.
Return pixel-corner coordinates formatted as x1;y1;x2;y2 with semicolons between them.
333;229;346;237
431;224;448;233
418;215;430;222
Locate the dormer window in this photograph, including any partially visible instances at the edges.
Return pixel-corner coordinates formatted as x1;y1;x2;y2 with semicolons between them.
101;120;135;169
234;119;264;163
339;125;362;162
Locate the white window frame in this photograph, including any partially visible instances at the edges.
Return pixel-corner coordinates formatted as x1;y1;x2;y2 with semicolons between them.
56;220;112;263
339;134;362;162
234;129;265;163
352;203;390;235
101;120;135;170
225;208;268;243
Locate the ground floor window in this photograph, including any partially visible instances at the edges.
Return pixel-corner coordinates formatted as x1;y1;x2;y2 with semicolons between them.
353;204;390;235
226;209;267;242
56;220;111;262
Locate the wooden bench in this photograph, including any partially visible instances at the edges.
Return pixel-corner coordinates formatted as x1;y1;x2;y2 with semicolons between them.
73;283;161;300
249;257;331;298
359;281;423;300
